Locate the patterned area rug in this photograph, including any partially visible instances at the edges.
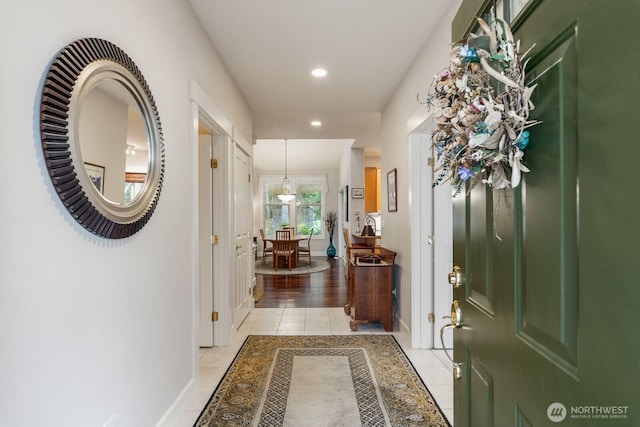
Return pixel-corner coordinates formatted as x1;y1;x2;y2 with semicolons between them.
195;335;451;426
254;259;330;276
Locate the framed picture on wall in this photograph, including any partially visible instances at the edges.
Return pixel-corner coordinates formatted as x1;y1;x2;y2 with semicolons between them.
85;162;105;194
351;188;364;199
387;168;397;212
343;185;349;221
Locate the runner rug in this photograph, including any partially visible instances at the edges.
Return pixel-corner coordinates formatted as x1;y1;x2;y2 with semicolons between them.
194;335;451;426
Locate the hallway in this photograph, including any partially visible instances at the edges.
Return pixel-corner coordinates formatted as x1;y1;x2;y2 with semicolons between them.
179;307;454;425
254;257;347;308
184;260;457;424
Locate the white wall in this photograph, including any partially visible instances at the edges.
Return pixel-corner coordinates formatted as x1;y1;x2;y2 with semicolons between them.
0;0;251;426
349;148;366;233
379;0;461;331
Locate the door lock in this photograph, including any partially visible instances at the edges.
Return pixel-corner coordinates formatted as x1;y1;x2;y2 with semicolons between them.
448;265;463;288
453;362;462;380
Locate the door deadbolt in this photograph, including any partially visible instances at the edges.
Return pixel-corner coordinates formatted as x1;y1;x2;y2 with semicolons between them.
448;265;463;288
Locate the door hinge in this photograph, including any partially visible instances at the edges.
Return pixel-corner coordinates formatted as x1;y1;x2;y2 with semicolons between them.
212;311;219;322
248;173;251;182
428;312;435;323
427;157;435;167
211;235;219;245
211;158;218;168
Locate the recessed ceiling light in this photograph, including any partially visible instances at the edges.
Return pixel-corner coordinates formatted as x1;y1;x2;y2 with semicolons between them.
310;121;322;127
311;68;327;77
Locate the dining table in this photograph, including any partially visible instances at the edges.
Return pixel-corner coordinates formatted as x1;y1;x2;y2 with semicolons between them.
265;235;308;269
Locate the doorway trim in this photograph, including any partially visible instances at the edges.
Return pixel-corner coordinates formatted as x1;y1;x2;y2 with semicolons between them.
189;80;233;348
408;112;453;349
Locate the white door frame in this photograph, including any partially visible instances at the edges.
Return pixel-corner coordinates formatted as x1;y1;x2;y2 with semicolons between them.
198;134;214;348
409;115;453;349
231;140;252;331
189;80;233;348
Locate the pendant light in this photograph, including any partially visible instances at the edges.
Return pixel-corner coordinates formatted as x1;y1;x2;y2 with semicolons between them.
277;139;296;202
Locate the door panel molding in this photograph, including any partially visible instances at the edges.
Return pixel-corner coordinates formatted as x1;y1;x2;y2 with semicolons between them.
468;351;494;427
515;405;534;427
466;184;495;317
515;26;579;379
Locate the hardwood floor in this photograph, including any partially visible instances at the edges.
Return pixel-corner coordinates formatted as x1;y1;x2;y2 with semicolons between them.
254;257;346;308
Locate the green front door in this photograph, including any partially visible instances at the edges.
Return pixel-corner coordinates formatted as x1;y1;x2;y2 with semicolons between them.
452;1;640;425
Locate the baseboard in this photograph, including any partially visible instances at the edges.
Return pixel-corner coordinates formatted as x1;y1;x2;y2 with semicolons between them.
397;315;410;334
311;251;337;257
154;376;197;427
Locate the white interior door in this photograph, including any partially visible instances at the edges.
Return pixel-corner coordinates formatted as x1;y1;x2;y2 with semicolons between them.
198;135;214;347
233;144;251;329
410;117;453;349
432;166;453;349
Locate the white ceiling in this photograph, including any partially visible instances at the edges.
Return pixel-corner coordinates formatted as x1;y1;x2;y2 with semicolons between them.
252;139;351;173
188;0;450;160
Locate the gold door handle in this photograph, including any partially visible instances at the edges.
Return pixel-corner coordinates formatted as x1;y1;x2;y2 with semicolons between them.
442;300;462;327
236;244;243;250
440;300;463;380
448;265;463;288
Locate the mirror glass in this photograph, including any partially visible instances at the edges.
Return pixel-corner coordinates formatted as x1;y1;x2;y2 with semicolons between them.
78;79;150;204
40;38;164;239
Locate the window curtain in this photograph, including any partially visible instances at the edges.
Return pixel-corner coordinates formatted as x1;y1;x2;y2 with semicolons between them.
258;173;328;194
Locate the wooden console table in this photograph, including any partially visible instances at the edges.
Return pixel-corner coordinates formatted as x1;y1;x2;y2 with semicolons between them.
351;233;381;248
344;247;396;332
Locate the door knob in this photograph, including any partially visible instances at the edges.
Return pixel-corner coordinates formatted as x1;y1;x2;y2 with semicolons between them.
448;265;463;288
442;300;462;327
236;244;243;250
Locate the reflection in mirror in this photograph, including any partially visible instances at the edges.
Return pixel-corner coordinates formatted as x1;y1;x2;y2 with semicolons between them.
79;80;149;205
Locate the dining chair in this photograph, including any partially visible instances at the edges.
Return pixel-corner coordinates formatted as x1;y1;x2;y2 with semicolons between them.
276;229;290;240
273;230;295;270
259;229;273;265
297;228;313;265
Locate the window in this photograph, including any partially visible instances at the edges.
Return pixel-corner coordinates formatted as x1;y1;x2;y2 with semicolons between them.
294;183;323;236
263;182;291;236
261;175;328;237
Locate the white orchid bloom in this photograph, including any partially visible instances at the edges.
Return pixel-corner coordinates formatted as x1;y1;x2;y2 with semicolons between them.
456;74;470;92
484;167;510;189
485;111;502;129
509;149;530;187
469;132;489;148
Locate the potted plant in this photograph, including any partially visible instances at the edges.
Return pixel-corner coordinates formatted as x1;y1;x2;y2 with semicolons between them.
324;210;338;257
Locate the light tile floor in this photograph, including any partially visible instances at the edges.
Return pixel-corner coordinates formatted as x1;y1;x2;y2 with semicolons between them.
177;307;454;426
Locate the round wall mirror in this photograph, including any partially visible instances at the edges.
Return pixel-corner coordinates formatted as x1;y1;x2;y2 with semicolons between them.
40;38;164;238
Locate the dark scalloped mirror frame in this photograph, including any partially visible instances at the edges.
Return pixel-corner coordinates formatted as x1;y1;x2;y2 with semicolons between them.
40;38;164;239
